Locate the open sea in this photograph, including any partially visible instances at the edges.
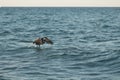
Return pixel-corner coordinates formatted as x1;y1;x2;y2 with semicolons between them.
0;7;120;80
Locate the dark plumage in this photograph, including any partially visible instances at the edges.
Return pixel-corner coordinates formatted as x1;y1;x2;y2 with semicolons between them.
44;37;53;44
33;37;53;47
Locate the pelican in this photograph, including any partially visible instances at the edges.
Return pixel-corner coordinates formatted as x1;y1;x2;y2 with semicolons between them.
33;37;53;47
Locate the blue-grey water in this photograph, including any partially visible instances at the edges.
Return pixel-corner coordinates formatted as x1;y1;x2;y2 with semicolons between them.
0;7;120;80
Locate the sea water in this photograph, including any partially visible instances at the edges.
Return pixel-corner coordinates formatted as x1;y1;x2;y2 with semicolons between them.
0;7;120;80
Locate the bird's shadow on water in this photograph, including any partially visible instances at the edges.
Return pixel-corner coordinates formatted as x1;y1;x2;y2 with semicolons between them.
16;42;53;56
33;47;45;52
30;46;53;53
30;46;54;60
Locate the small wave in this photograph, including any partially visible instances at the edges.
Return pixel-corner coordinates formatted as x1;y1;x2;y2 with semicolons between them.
0;75;11;80
25;71;51;76
2;66;18;70
80;77;111;80
102;24;112;28
0;30;12;36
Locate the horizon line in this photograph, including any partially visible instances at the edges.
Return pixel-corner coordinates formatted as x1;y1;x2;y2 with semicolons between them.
1;5;120;7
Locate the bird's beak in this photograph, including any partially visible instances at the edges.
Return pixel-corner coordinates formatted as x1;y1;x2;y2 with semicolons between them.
33;42;35;44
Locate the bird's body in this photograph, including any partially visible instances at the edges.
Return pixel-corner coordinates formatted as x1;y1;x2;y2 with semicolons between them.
33;37;53;47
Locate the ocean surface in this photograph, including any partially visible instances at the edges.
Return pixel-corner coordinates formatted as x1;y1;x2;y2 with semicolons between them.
0;7;120;80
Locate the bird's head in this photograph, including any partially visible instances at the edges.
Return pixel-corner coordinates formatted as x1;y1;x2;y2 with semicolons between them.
33;41;35;44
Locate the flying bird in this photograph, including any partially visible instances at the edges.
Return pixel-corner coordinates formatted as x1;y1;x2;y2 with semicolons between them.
33;37;53;47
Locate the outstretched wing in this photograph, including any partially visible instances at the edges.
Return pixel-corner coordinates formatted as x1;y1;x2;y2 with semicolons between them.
44;37;53;44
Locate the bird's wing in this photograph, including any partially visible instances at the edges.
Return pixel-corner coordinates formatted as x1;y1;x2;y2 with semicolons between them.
44;37;53;44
